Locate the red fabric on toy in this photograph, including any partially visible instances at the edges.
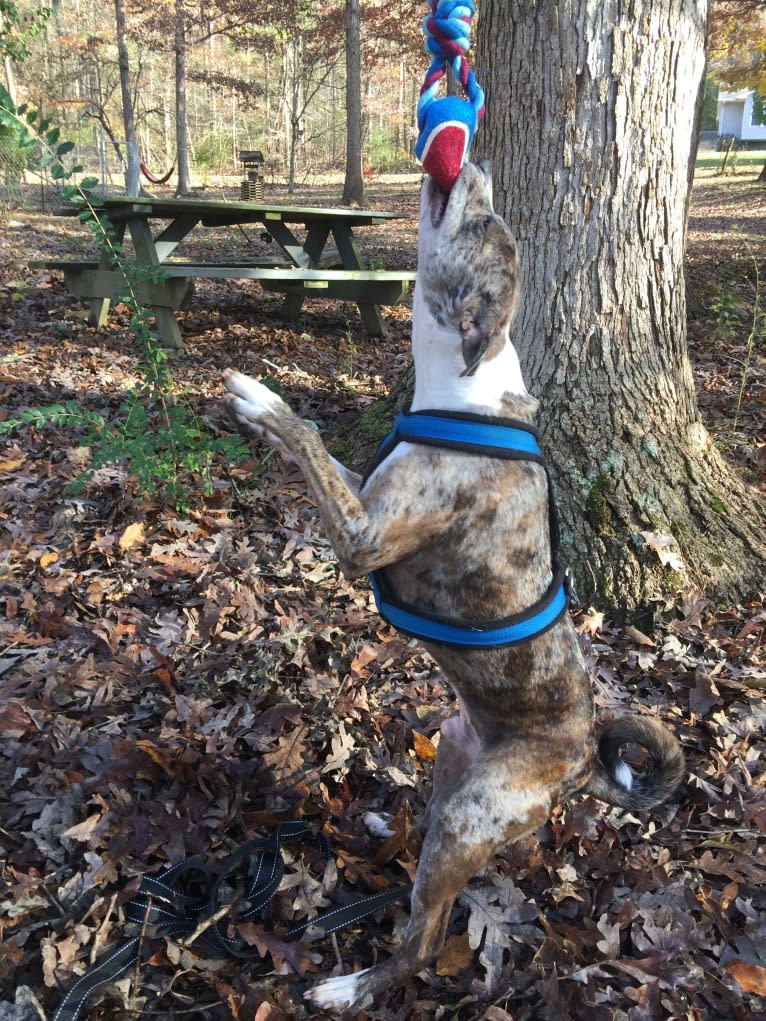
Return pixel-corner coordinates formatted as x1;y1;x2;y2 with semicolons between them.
420;120;470;193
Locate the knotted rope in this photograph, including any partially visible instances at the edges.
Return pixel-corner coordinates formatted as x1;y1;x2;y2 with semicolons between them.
417;0;485;132
414;0;485;191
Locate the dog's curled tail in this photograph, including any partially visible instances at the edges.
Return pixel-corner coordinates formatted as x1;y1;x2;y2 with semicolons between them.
584;716;684;810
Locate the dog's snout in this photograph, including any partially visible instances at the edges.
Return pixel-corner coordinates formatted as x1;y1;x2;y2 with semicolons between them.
422;162;496;235
463;160;492;193
476;159;492;180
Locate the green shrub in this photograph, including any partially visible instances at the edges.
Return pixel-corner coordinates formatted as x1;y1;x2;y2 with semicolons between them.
0;84;248;512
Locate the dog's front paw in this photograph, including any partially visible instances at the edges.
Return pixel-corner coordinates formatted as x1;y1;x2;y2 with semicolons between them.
305;969;371;1013
225;369;285;421
224;369;291;455
363;811;396;839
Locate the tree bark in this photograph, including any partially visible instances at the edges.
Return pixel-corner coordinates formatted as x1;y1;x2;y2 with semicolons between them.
343;0;766;614
342;0;364;206
1;4;18;104
469;0;766;611
114;0;140;195
174;0;191;195
285;33;303;194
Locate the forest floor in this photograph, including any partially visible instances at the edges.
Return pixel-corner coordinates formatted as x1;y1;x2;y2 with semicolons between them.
0;168;765;1021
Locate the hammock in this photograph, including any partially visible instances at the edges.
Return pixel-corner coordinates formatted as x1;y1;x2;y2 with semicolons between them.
140;159;176;184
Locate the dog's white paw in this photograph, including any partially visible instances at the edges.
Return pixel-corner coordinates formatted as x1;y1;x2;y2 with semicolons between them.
224;370;294;457
305;969;369;1012
363;811;396;839
225;369;285;420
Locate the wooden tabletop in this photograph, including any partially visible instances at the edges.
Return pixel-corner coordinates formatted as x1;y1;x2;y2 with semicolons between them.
90;195;408;226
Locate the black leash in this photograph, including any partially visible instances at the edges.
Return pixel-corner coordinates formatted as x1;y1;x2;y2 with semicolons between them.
52;821;411;1021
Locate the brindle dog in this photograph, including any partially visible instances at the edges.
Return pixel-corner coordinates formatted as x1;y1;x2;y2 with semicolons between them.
224;162;684;1012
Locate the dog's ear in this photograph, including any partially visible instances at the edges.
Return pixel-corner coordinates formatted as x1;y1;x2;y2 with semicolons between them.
458;290;509;377
459;307;492;377
458;227;521;376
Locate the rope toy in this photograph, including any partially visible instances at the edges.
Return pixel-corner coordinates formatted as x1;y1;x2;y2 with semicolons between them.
415;0;485;193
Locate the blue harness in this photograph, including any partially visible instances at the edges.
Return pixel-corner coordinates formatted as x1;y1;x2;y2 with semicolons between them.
362;409;568;649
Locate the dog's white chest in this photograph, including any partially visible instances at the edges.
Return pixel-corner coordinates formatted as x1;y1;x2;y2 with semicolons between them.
410;286;531;415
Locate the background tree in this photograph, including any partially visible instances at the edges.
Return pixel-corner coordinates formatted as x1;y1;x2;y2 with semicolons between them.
709;0;766;83
342;0;363;205
0;0;49;101
709;0;766;179
6;0;426;187
114;0;140;194
470;0;766;611
174;0;190;194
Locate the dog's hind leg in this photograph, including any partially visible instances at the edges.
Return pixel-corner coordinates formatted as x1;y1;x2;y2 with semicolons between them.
417;700;482;831
306;746;561;1012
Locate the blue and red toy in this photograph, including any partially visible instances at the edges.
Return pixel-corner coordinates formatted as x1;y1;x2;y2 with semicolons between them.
415;0;485;193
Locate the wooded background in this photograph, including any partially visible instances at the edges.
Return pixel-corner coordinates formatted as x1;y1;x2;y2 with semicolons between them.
2;0;765;195
2;0;428;194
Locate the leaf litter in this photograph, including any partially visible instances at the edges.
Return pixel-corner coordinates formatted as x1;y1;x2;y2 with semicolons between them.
0;178;765;1020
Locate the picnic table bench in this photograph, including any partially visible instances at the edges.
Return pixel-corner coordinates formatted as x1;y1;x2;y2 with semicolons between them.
32;196;416;348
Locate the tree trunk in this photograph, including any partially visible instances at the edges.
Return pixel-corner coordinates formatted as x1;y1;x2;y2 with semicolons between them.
469;0;766;611
1;6;17;104
174;0;191;195
285;34;303;194
114;0;139;195
342;0;364;206
332;363;414;471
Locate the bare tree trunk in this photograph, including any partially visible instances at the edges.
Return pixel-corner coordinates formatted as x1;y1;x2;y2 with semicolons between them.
114;0;139;195
1;3;17;104
342;0;363;206
343;0;766;614
3;54;16;103
174;0;191;195
398;52;406;154
285;34;303;194
473;0;766;610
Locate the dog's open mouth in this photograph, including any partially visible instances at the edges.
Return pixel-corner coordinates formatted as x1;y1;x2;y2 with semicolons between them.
429;179;450;228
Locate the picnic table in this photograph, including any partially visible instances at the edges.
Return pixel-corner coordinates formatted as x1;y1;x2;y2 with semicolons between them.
32;196;416;348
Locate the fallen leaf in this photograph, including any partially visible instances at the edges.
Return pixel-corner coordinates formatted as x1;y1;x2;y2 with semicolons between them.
725;960;766;995
412;729;437;760
640;530;685;571
136;739;175;776
436;930;474;975
0;704;36;737
321;721;356;776
350;642;378;675
236;923;321;976
119;521;146;550
624;626;654;646
577;608;605;635
61;812;106;841
372;801;422;864
689;668;721;716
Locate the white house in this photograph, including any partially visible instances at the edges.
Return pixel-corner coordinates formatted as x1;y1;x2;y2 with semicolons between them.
717;89;766;142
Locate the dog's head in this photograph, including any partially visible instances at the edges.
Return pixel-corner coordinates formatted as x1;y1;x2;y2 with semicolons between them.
417;162;521;377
